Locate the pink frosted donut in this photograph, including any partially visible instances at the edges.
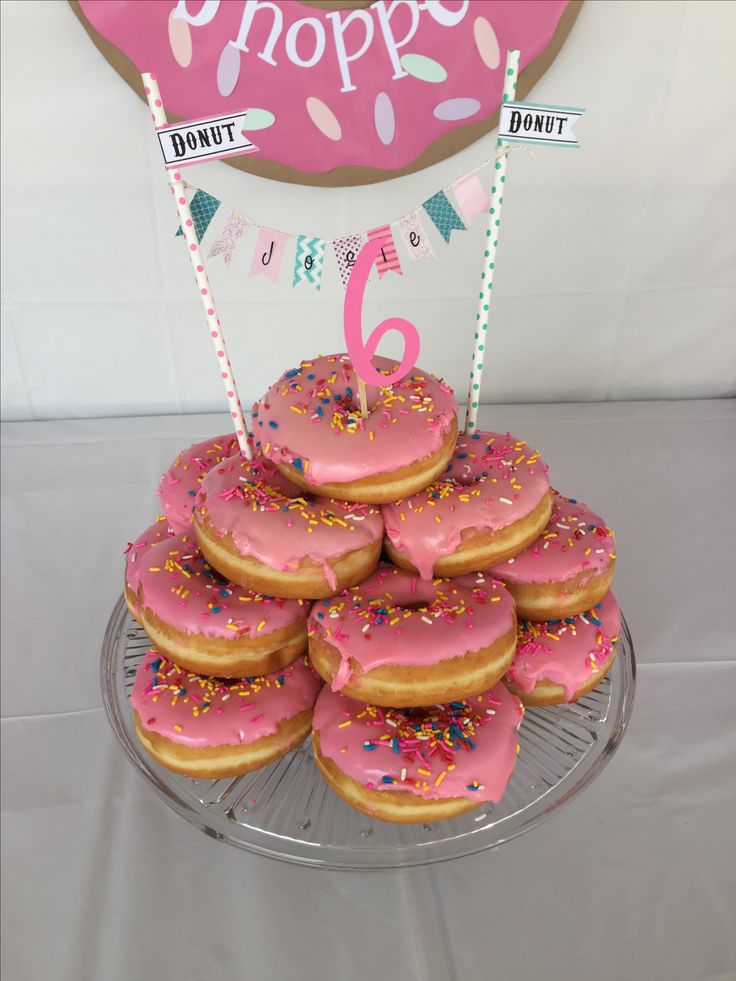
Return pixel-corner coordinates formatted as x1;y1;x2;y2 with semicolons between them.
489;492;616;620
193;456;383;599
251;354;458;503
123;517;174;619
157;433;241;533
308;565;516;707
132;650;323;778
383;430;553;580
136;533;309;678
506;592;621;706
312;683;524;823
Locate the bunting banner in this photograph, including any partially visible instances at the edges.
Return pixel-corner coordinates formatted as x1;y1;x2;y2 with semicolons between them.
334;234;365;289
451;173;490;228
396;214;436;264
367;225;402;278
175;189;220;242
208;210;250;265
422;190;466;243
293;235;326;290
171;145;527;287
249;227;290;283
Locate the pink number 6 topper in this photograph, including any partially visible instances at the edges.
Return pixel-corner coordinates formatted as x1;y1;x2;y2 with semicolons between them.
343;237;421;388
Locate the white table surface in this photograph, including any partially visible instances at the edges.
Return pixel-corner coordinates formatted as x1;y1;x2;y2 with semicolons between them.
2;400;735;981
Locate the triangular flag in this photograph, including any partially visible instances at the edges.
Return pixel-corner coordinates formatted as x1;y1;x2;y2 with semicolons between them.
293;235;326;290
396;213;436;263
333;234;364;289
451;173;490;227
367;225;402;277
175;189;220;242
208;210;250;265
249;227;290;283
422;190;465;243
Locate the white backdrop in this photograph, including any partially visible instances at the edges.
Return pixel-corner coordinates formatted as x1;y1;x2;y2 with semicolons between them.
1;0;734;422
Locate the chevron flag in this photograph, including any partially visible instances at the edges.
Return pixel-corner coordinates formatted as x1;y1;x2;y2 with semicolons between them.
293;235;326;289
175;189;221;242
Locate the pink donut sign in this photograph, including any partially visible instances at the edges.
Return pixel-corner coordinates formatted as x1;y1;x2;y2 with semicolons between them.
72;0;580;184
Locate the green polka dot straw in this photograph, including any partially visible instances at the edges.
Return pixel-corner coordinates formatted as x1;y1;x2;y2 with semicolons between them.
465;49;519;433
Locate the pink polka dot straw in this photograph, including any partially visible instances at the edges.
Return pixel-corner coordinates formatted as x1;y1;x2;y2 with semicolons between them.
141;72;251;459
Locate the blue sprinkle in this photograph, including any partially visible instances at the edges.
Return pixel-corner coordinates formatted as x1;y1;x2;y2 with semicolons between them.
285;368;300;378
467;784;479;791
316;406;323;417
188;490;196;497
363;744;376;751
293;458;304;472
269;420;279;429
381;775;394;783
307;374;315;380
457;452;468;459
212;606;221;614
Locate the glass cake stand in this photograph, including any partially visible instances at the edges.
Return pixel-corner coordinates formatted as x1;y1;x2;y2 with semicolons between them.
101;596;636;870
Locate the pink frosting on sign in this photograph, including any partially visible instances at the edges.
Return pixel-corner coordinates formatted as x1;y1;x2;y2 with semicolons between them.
252;354;457;485
508;592;621;700
132;650;322;748
490;492;616;586
77;1;572;177
157;433;241;533
382;430;550;579
313;682;524;802
196;456;383;585
138;533;308;639
310;564;515;690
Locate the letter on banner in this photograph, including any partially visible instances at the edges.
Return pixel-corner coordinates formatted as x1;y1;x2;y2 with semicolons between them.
367;225;402;277
293;235;326;289
498;101;585;148
396;213;435;263
451;173;490;227
333;234;365;288
209;210;251;265
249;227;290;282
422;190;465;243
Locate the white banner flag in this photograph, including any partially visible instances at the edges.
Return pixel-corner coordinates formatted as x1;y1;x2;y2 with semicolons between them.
156;111;258;169
499;102;584;149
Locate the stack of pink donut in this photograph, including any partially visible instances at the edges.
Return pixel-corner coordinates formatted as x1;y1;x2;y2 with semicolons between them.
125;353;619;824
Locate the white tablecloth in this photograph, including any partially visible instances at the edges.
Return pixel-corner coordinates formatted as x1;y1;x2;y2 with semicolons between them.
2;401;735;981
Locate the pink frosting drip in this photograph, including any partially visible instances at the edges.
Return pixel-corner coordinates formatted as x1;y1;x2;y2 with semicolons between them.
157;433;241;533
382;431;551;580
251;354;457;485
197;456;383;575
124;517;174;598
507;592;621;700
138;533;308;640
313;683;524;803
132;651;323;748
489;492;615;586
309;564;515;691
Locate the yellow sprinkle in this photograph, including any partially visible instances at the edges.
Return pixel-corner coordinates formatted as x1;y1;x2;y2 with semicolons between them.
257;620;266;632
338;720;352;728
148;567;161;573
417;767;431;776
174;724;183;732
434;771;447;787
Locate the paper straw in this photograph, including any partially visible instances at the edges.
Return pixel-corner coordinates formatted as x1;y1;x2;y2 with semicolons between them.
141;72;251;459
464;50;520;434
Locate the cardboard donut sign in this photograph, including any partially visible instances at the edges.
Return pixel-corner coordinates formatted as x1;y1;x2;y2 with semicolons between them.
71;0;582;185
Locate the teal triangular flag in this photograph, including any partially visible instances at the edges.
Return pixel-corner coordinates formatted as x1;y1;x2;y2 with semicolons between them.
422;190;466;243
175;189;220;242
